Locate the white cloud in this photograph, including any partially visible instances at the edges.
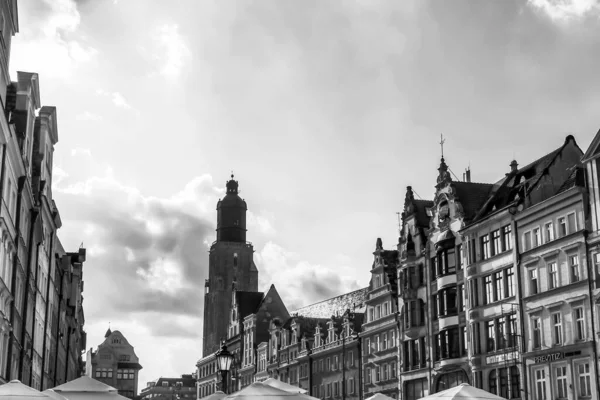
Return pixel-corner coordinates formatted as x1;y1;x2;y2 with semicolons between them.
75;111;103;121
96;89;132;110
153;24;191;79
255;242;362;311
528;0;600;20
10;0;98;79
71;147;92;157
54;151;357;386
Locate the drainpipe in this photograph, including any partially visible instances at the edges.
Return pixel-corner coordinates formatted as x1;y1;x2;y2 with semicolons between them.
511;217;528;400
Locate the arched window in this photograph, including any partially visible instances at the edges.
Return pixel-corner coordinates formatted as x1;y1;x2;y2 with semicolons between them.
489;369;497;394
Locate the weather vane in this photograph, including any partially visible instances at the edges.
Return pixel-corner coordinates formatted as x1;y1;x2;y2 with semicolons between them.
440;133;446;158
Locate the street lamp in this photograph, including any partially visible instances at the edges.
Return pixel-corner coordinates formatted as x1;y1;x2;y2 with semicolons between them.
215;342;234;394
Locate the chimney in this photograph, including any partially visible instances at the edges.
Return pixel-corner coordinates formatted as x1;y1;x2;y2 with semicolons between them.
462;172;466;182
510;160;518;172
465;168;471;183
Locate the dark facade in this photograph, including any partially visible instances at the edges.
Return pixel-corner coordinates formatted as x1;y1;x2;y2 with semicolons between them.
0;0;86;388
203;175;259;357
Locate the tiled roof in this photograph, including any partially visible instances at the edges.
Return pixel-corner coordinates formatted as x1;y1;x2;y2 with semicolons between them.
556;166;585;195
291;287;368;319
154;375;196;388
452;181;494;222
236;291;264;319
471;136;582;224
413;199;433;228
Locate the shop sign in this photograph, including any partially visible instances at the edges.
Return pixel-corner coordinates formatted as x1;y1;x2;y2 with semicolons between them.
533;352;563;363
486;351;518;365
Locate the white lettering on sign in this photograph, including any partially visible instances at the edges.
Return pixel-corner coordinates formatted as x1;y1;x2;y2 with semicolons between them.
534;353;563;363
486;351;518;365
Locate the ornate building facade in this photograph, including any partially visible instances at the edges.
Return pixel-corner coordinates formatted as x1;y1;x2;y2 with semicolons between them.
85;328;143;399
199;132;600;400
0;0;86;389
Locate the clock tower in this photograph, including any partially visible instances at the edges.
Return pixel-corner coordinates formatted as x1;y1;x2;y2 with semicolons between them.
202;174;259;356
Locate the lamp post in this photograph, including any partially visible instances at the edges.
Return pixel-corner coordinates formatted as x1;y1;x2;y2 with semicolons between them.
351;331;362;400
215;342;234;394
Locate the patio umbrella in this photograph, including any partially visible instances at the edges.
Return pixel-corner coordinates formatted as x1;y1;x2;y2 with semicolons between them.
225;382;311;400
203;392;226;400
51;377;117;393
49;376;130;400
418;384;507;400
262;379;308;394
0;380;53;400
365;394;395;400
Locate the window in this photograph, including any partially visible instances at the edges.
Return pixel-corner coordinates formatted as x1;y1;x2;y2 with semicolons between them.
548;262;558;289
575;307;586;340
376;305;381;319
458;284;465;311
567;213;577;234
348;378;355;394
383;302;389;316
461;326;468;355
406;379;427;400
507;314;518;348
494;272;503;302
485;275;494;303
486;320;495;352
532;317;542;349
481;235;490;260
523;231;531;251
555;366;568;399
534;369;546;400
435;328;460;360
382;363;388;381
502;225;513;251
375;365;380;382
437;287;457;317
506;267;515;298
492;230;501;255
365;338;370;355
570;254;580;282
489;369;497;395
544;222;554;242
533;228;541;247
456;244;463;270
552;313;562;345
365;367;371;384
390;330;396;348
577;362;592;398
382;333;388;350
332;356;337;371
558;217;567;237
391;360;396;378
529;268;538;295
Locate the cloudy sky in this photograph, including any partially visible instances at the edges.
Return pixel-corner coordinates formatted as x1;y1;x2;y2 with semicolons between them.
9;0;600;390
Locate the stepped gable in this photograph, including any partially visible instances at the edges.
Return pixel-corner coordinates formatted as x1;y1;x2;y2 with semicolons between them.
292;287;368;319
236;291;264;318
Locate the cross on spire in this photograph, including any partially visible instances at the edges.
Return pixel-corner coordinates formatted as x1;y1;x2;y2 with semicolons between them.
440;133;446;159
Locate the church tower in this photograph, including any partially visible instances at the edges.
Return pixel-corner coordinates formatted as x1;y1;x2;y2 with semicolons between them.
202;174;259;356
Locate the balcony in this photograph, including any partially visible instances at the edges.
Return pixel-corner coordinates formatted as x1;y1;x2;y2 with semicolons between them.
437;274;457;289
438;315;459;331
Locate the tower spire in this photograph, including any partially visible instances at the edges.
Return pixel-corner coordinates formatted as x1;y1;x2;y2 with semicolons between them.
440;133;446;159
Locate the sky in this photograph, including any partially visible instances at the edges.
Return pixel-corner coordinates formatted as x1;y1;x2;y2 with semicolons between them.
8;0;600;391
